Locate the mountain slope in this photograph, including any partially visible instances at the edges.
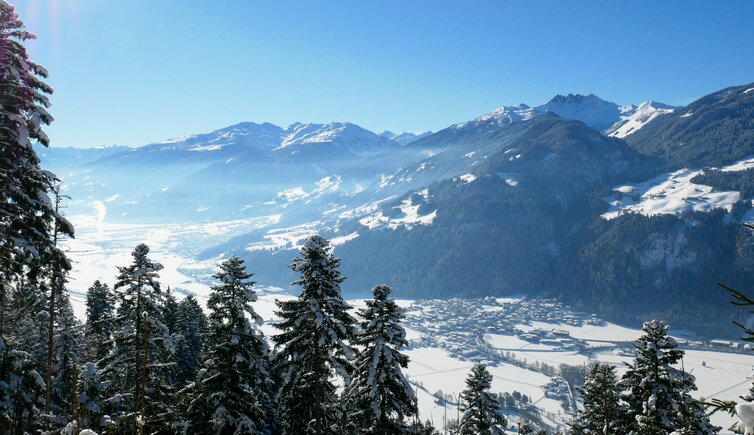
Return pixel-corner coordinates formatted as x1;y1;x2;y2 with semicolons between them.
626;82;754;168
381;130;433;145
536;93;622;132
42;83;754;338
606;101;678;138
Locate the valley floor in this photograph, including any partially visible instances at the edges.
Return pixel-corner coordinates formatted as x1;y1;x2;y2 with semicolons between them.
61;218;754;433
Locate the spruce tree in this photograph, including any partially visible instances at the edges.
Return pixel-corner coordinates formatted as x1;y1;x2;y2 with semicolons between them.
173;295;207;387
458;364;507;435
0;2;72;430
673;369;719;435
0;0;71;312
76;362;104;432
0;286;48;433
0;339;45;433
163;286;179;334
185;256;272;434
272;235;356;435
346;284;417;434
570;361;622;435
84;280;115;363
619;320;718;435
50;292;83;425
101;243;174;433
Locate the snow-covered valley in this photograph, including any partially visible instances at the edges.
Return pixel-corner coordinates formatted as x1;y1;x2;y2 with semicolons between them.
61;216;754;433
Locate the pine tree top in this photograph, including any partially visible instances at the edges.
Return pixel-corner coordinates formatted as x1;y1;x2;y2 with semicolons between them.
114;243;164;292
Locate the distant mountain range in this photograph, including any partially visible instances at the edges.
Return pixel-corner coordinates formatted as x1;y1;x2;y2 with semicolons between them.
39;82;754;338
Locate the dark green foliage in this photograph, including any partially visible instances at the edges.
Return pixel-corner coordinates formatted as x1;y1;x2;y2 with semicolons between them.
185;256;271;434
76;362;104;432
692;167;754;199
618;320;717;435
573;210;752;337
272;235;356;435
101;243;175;432
558;364;588;390
0;5;73;430
627;82;754;169
50;293;83;422
570;362;622;435
346;284;417;434
172;295;207;387
407;420;440;435
84;280;115;363
163;287;179;334
0;0;71;303
458;364;508;435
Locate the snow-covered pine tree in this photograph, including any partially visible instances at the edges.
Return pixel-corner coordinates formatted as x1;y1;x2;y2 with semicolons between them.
76;362;104;432
619;320;718;435
458;363;508;435
407;420;440;435
0;338;45;434
0;285;48;433
0;3;72;430
173;295;207;387
272;235;356;435
101;243;174;433
84;280;115;364
163;286;179;334
569;361;622;435
0;0;72;337
44;180;73;422
50;292;83;426
673;368;719;435
345;284;417;434
185;256;272;434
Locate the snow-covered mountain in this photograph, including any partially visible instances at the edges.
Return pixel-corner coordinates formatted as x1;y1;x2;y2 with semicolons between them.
276;122;398;157
606;101;677;138
148;121;284;154
42;82;754;340
443;95;675;139
380;130;433;146
536;93;622;132
626;82;754;168
453;104;537;130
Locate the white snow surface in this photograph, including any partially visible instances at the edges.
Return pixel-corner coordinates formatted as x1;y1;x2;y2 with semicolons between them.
275;122;395;155
245;221;321;252
602;168;740;219
607;101;675;138
721;156;754;172
60;212;282;318
359;198;437;230
59;209;754;433
454;104;536;130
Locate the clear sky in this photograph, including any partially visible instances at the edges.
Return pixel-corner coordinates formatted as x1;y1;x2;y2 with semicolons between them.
12;0;754;148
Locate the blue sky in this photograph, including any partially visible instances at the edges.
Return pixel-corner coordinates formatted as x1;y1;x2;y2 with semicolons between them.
14;0;754;148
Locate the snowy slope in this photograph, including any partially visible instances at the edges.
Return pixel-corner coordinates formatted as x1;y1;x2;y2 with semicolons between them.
276;122;399;156
381;130;433;145
602;155;754;219
606;101;677;138
148;122;284;153
453;104;537;130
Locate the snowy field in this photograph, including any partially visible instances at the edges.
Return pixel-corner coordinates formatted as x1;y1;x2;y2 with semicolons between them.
61;217;754;433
